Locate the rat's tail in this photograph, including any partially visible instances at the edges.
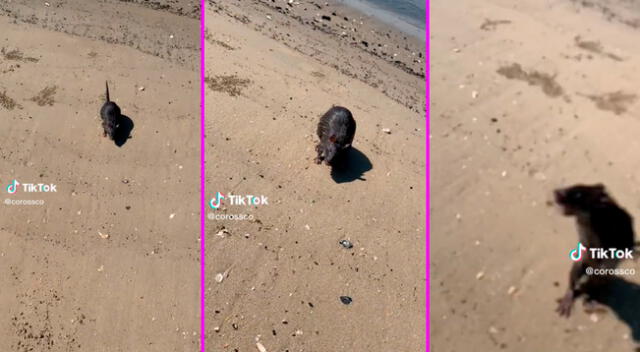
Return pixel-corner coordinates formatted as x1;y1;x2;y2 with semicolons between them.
105;81;110;102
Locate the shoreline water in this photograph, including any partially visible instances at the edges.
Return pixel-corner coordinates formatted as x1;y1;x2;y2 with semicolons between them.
209;0;425;112
339;0;426;40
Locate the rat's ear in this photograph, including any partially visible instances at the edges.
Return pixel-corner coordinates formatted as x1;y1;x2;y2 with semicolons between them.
329;135;336;143
594;183;605;191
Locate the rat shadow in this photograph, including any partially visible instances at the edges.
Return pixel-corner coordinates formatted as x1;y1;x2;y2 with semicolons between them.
329;147;373;183
590;276;640;342
113;114;134;147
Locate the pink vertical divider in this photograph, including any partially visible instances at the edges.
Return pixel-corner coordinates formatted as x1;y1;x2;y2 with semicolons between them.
200;0;207;351
424;0;430;351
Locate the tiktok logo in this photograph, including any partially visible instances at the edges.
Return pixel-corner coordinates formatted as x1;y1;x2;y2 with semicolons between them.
570;242;587;262
6;180;19;194
209;192;225;210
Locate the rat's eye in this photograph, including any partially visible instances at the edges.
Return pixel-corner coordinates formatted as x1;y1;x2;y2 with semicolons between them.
571;191;583;200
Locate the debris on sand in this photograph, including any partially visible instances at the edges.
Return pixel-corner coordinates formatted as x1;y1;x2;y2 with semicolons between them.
256;342;267;352
215;268;231;283
98;231;110;239
382;128;392;134
339;239;353;249
214;273;225;283
476;271;485;280
215;228;230;238
340;296;353;305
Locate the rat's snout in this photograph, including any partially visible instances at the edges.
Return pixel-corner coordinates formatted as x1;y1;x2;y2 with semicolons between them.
554;189;567;203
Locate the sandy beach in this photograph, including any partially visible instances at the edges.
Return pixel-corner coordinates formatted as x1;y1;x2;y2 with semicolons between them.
432;0;640;350
0;1;200;351
205;0;425;351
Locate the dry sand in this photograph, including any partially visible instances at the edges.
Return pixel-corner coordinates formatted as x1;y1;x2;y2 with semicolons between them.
205;1;425;351
0;1;199;351
432;0;640;350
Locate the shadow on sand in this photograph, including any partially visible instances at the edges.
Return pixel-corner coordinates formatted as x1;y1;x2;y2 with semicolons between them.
592;276;640;343
113;114;134;147
329;147;372;183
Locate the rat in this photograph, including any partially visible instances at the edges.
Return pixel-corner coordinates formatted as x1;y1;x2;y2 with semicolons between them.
554;183;635;317
314;106;356;165
100;81;120;140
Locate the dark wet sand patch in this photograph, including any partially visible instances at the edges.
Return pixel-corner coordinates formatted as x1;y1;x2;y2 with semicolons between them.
497;63;565;98
205;75;250;96
582;91;636;115
480;19;511;31
1;47;39;62
0;90;21;110
30;86;57;106
574;36;623;61
205;29;235;50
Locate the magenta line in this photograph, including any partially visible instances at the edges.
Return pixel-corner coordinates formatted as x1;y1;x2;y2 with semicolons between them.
200;0;206;351
424;0;430;351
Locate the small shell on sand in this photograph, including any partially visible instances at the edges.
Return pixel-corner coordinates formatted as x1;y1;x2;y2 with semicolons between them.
256;342;267;352
215;273;225;283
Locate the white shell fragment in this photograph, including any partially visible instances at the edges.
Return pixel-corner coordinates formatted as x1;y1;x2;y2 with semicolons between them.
256;342;267;352
215;273;225;283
